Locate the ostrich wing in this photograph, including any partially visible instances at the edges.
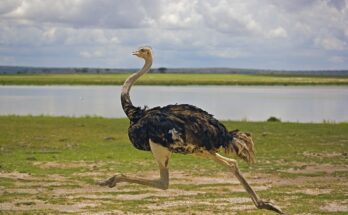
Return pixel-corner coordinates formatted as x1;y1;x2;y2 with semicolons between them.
128;110;186;151
128;104;230;153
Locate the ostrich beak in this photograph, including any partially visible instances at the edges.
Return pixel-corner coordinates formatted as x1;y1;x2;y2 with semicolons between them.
132;51;139;56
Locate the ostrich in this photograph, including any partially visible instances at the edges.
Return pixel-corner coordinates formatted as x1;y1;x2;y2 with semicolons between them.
99;47;283;214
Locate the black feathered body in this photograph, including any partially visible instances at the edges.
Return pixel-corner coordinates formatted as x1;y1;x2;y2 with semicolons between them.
128;104;231;154
120;53;255;163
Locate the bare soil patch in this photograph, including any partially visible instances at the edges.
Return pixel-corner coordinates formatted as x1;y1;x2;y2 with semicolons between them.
1;165;347;214
282;163;348;174
303;151;347;158
320;201;348;212
0;199;99;213
32;161;104;169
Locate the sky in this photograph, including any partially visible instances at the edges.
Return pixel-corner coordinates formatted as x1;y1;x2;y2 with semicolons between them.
0;0;347;70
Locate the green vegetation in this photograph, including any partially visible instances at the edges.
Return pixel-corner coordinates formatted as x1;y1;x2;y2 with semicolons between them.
267;116;282;122
1;73;348;85
0;116;347;214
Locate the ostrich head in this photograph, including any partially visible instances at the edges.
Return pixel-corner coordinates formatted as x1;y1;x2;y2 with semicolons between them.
132;47;153;60
229;130;256;164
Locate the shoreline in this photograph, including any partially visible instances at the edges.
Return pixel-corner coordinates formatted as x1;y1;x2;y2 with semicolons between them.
1;73;348;85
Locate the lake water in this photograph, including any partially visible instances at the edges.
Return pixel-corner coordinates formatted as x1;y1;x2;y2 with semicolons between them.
0;85;347;122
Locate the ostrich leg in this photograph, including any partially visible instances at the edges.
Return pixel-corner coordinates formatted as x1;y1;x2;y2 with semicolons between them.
99;141;171;190
197;152;283;214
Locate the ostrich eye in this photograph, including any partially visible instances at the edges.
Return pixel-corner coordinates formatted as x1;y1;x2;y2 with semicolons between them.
140;49;145;52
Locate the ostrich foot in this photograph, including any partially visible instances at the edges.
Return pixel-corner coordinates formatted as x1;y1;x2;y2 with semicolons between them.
257;200;284;214
97;174;123;188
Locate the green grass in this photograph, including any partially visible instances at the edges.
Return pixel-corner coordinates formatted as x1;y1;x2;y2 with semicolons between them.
0;115;347;214
1;73;348;85
2;115;346;175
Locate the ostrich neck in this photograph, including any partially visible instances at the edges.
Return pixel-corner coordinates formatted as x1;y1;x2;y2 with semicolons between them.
122;58;152;97
121;57;152;120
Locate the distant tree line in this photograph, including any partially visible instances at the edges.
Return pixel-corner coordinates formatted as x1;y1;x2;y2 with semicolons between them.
0;66;347;76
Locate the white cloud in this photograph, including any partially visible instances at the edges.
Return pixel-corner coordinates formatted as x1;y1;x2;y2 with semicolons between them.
0;0;347;69
43;27;56;41
315;36;346;50
0;0;22;15
329;56;345;63
326;0;347;11
159;0;201;28
0;56;15;65
3;0;161;28
268;27;288;38
197;1;265;35
80;50;104;58
207;48;247;59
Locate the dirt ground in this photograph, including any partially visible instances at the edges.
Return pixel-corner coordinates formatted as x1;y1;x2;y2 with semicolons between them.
1;161;347;214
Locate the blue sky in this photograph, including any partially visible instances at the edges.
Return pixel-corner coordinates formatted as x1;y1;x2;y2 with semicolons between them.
0;0;347;70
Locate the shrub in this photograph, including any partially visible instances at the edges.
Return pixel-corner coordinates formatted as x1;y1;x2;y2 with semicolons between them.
267;116;281;122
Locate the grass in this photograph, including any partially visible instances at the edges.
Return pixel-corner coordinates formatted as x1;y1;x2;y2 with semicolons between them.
1;73;348;85
0;115;347;214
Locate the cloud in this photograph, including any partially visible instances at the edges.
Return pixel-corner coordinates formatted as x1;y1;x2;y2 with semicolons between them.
3;0;161;28
80;50;104;58
327;0;347;11
315;36;346;50
197;1;263;35
329;56;346;63
207;48;247;59
159;0;201;28
0;0;347;69
268;27;288;38
0;56;15;64
0;0;21;15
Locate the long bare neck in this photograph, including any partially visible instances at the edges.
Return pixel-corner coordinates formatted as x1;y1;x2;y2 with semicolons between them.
121;57;152;120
